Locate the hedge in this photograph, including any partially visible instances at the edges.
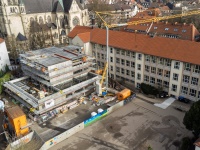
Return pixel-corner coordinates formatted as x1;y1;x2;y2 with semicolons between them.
0;72;11;94
140;83;159;96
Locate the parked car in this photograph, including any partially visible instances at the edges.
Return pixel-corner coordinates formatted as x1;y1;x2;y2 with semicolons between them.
178;96;190;103
159;91;169;98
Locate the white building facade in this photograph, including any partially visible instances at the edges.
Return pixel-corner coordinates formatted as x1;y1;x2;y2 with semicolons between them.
0;38;10;70
88;28;200;102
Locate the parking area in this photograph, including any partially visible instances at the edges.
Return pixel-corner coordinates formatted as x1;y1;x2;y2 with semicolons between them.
50;96;192;150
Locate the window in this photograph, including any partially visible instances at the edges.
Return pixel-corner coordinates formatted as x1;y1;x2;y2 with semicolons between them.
121;59;125;65
157;69;163;76
150;77;155;84
144;75;149;82
131;71;135;77
151;56;156;63
101;62;104;68
137;73;141;80
110;66;113;71
165;28;169;30
193;65;200;74
121;68;124;74
171;84;177;92
126;51;130;57
137;64;141;70
173;73;179;81
138;53;142;60
137;83;141;89
145;65;150;72
154;26;157;29
182;29;187;33
165;59;171;67
183;75;190;83
158;58;164;65
97;53;100;59
121;50;125;55
163;81;169;88
131;62;135;68
191;77;199;85
126;60;130;67
151;67;156;74
164;70;170;78
174;61;180;69
189;89;196;97
110;48;113;53
39;16;44;24
145;55;150;62
126;70;130;76
157;79;162;86
181;86;188;94
116;58;120;64
184;63;191;71
174;28;178;31
101;54;104;60
110;57;113;62
116;67;120;73
116;49;120;54
198;91;200;98
131;52;135;58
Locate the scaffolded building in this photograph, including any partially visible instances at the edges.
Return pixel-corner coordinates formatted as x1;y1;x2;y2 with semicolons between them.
4;46;98;116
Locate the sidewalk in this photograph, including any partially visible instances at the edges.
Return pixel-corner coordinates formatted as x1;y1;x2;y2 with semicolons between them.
136;93;192;111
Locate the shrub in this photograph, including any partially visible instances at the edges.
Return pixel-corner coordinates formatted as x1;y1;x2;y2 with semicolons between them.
141;83;159;96
0;72;11;94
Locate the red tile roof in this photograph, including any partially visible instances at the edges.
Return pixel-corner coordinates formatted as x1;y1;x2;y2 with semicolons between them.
68;25;93;38
0;38;4;44
126;20;199;41
90;28;200;65
77;32;90;43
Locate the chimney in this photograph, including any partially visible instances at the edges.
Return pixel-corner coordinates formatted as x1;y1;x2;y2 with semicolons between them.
174;22;177;25
165;21;168;24
183;22;186;26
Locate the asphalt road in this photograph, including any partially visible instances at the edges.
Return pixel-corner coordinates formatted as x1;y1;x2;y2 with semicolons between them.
49;97;192;150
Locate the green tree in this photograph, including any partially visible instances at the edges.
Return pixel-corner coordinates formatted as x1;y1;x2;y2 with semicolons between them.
183;100;200;138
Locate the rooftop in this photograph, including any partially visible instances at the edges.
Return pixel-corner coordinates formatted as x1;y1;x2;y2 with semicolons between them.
68;25;93;38
0;38;4;44
20;47;84;67
90;28;200;65
6;106;25;119
77;32;91;43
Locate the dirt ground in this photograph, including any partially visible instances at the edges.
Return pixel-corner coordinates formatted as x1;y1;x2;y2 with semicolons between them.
50;97;192;150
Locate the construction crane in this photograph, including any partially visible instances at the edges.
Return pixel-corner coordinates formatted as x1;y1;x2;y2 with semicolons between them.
95;9;200;28
100;62;108;87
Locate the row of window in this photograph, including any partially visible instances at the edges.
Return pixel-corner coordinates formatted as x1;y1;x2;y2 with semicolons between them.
145;65;170;77
181;86;200;98
144;75;169;87
116;67;135;77
182;75;199;85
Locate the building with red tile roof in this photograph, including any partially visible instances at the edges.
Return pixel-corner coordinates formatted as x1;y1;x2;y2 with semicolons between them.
90;28;200;65
77;32;91;43
124;19;200;41
68;26;200;101
68;25;93;39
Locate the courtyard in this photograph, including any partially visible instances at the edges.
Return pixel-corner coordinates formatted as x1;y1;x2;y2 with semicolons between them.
50;95;192;150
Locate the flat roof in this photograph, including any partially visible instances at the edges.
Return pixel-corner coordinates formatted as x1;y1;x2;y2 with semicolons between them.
6;106;25;119
20;47;84;67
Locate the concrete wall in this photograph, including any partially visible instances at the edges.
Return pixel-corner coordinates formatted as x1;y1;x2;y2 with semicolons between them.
0;41;10;71
40;122;84;150
107;101;124;114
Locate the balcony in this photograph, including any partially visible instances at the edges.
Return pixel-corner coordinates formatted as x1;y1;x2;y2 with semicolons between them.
192;72;199;78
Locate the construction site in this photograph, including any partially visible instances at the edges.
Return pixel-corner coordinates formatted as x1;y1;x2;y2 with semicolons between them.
0;45;135;150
